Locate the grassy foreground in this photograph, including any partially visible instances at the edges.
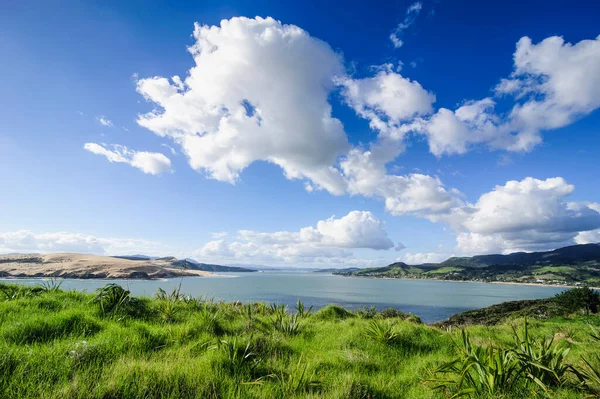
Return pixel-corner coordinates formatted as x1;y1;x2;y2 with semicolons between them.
1;282;600;398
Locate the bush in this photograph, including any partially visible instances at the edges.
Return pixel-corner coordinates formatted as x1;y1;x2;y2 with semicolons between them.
92;283;148;318
314;305;355;320
554;287;600;315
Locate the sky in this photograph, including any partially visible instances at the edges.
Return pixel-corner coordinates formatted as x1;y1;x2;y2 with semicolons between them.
1;0;599;268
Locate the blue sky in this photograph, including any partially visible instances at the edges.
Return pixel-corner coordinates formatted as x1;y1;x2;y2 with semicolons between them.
1;0;599;267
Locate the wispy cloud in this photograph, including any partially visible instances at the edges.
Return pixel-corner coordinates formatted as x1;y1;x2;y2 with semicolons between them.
96;116;114;127
84;143;172;175
161;143;177;155
389;2;423;48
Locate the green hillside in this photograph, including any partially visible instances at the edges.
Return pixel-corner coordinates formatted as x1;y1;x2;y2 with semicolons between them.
2;282;600;398
336;244;600;286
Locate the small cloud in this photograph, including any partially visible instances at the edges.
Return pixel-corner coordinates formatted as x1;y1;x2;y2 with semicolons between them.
161;143;177;155
122;127;130;132
395;242;406;251
211;232;228;239
389;1;423;49
497;154;513;166
84;142;172;175
96;116;113;127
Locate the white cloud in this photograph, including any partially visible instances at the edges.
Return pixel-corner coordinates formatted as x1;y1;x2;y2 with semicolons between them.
136;16;349;194
398;252;449;265
344;35;600;157
575;229;600;245
419;98;504;156
198;210;398;265
161;143;177;155
340;145;463;217
96;116;113;127
84;143;172;175
413;35;600;155
0;230;167;256
338;69;435;140
126;19;600;259
455;177;600;253
500;35;600;133
211;232;228;239
389;2;423;48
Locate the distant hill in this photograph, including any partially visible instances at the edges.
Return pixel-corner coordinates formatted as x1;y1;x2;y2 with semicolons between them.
439;243;600;268
313;267;362;273
178;260;256;273
0;253;216;279
336;243;600;286
113;255;256;273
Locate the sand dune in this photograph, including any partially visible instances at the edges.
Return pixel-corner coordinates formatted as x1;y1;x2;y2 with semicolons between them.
0;253;214;279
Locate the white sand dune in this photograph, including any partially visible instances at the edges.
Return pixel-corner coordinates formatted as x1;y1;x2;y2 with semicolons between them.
0;253;214;279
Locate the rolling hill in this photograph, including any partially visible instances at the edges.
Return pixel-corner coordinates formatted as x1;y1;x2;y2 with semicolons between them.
336;243;600;286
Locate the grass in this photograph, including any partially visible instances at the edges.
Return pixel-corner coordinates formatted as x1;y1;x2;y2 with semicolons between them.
0;282;599;398
532;266;578;274
424;267;464;275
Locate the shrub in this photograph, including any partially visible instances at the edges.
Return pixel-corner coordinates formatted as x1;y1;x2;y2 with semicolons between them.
91;283;148;319
314;305;355;320
356;306;377;319
378;307;422;323
92;284;132;315
554;287;600;315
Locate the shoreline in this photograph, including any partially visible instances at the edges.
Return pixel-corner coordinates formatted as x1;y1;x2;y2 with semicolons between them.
0;273;239;281
332;273;597;289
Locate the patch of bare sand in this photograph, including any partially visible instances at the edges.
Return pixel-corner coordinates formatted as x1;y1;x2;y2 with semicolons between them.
0;253;214;279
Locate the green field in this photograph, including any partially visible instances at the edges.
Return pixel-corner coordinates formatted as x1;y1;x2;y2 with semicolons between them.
1;282;600;398
532;266;578;274
423;267;464;275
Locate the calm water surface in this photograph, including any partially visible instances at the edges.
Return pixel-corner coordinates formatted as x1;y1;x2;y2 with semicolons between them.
8;272;566;323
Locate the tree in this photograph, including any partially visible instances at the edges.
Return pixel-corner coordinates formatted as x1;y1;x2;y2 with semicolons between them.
554;287;600;315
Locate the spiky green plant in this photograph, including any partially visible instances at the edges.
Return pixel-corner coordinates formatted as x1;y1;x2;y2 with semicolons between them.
213;338;261;378
36;279;63;292
511;318;573;388
271;356;322;395
155;284;187;302
364;319;398;344
272;313;301;336
295;300;313;318
0;283;40;300
268;303;288;318
430;330;524;397
575;325;600;393
91;283;132;316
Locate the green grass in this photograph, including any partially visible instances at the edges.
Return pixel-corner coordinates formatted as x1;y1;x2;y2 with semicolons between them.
532;266;578;274
0;282;599;398
424;267;464;275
